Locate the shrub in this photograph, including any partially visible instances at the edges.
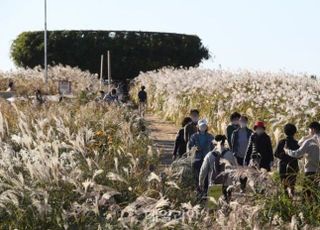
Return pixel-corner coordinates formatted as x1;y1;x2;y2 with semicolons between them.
11;31;210;81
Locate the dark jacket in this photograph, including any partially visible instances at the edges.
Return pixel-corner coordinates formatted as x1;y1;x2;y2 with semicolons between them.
231;127;253;155
188;132;214;162
184;122;197;144
274;137;299;176
173;128;187;157
245;132;274;169
226;124;240;147
274;137;300;162
138;90;147;102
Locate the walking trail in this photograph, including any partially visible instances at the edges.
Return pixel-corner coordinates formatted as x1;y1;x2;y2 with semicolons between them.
144;113;177;166
144;113;251;200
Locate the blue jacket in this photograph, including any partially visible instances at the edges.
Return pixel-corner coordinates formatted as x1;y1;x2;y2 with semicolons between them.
188;132;214;161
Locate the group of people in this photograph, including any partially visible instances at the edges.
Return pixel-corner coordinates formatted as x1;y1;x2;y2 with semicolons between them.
4;81;46;105
172;110;320;201
97;88;121;105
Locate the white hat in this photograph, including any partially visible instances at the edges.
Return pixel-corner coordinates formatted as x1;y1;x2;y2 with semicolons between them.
198;119;208;127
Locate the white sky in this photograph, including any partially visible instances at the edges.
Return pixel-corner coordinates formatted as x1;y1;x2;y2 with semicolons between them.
1;0;320;75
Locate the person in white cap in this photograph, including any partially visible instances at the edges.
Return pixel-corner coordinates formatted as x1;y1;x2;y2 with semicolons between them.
188;119;214;195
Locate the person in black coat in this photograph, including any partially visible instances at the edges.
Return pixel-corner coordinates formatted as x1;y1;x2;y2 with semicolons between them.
184;109;200;144
274;123;299;196
138;86;147;117
245;121;274;171
172;117;193;160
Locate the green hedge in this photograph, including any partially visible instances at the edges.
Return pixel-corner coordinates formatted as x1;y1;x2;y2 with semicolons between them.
11;30;210;80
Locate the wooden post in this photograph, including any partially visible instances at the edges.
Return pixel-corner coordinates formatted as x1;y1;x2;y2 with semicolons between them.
100;54;104;90
107;50;111;91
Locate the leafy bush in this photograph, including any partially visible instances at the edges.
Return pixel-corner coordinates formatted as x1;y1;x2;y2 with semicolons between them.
11;31;210;80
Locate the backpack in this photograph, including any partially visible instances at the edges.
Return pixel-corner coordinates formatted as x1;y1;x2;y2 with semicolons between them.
212;149;229;184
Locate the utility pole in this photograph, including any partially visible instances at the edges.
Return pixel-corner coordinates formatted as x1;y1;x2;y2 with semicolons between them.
44;0;48;83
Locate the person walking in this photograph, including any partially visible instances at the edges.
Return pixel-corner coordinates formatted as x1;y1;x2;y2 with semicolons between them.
138;86;147;117
188;119;214;195
105;89;120;105
231;116;253;192
34;89;45;106
184;109;200;144
199;135;237;202
284;121;320;200
96;91;106;102
274;123;299;197
172;117;193;160
231;116;253;165
244;121;273;171
6;81;14;92
226;112;241;148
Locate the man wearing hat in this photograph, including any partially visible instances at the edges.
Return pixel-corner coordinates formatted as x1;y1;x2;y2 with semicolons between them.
244;121;274;171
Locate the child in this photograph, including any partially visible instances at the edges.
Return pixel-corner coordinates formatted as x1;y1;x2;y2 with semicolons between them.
274;123;299;196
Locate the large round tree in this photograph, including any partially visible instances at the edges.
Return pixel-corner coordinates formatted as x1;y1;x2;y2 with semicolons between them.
11;30;210;81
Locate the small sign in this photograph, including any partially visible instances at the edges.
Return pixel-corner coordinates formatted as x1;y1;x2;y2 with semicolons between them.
58;80;72;95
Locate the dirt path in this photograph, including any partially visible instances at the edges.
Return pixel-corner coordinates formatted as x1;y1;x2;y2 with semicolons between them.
144;113;178;166
144;113;249;200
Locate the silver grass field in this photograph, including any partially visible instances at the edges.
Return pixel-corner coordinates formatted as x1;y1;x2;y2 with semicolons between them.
0;66;319;229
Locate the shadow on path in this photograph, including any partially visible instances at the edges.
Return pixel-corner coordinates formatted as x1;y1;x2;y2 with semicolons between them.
144;113;178;166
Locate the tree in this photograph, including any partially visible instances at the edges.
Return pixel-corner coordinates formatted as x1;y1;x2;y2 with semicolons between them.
11;30;210;81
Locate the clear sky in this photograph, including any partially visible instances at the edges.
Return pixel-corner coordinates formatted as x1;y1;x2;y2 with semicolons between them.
1;0;320;74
